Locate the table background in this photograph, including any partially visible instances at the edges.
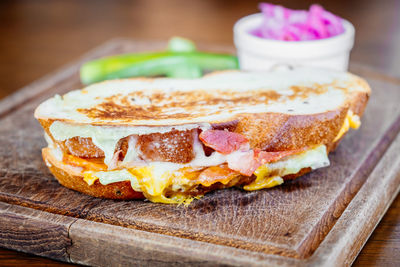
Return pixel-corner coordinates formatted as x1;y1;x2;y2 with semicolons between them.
0;0;399;266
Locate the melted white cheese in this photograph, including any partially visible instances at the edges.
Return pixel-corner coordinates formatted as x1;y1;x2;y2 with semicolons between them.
120;136;141;166
46;142;64;162
187;132;228;167
243;145;329;191
44;132;54;147
94;169;141;192
267;145;329;176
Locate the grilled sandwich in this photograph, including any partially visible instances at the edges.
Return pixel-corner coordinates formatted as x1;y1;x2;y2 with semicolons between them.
34;67;370;204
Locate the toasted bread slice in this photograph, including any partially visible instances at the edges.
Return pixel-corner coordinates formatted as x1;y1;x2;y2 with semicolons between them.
35;68;370;126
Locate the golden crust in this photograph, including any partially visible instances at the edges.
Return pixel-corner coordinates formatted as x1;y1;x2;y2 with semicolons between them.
234;107;347;151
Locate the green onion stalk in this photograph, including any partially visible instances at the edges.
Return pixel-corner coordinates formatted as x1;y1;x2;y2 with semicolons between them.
80;37;239;85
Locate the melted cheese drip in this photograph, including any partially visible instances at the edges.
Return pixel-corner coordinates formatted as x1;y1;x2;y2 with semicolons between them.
83;164;196;204
244;172;284;191
83;172;97;186
81;145;329;204
84;169;141;190
127;165;202;205
333;110;361;142
243;145;329;191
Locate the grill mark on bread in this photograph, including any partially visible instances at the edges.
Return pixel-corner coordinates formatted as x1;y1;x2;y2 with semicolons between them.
76;86;334;121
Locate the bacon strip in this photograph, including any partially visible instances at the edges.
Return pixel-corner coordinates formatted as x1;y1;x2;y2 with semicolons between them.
227;148;307;176
199;130;250;154
197;165;239;187
256;149;305;164
199;130;308;176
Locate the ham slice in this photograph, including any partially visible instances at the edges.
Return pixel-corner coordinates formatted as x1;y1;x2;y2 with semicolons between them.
200;129;307;176
256;149;305;164
227;148;307;176
199;130;250;154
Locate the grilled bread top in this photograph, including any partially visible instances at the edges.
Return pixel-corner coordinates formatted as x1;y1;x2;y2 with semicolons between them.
34;68;370;127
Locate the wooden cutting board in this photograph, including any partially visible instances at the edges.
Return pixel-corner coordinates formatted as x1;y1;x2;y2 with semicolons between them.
0;39;399;266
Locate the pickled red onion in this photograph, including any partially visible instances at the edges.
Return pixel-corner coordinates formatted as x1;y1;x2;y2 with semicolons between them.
251;3;344;41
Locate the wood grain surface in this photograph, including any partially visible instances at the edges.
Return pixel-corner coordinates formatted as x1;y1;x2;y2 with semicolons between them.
0;202;75;262
0;39;399;266
1;195;397;267
353;193;400;266
67;123;400;267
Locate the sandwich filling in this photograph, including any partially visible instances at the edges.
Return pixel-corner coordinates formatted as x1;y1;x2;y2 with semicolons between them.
43;110;360;204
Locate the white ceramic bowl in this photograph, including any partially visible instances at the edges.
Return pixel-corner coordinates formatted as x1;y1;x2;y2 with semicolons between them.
233;13;355;71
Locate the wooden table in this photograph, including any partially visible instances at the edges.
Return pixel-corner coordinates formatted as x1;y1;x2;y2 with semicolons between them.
0;0;399;266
